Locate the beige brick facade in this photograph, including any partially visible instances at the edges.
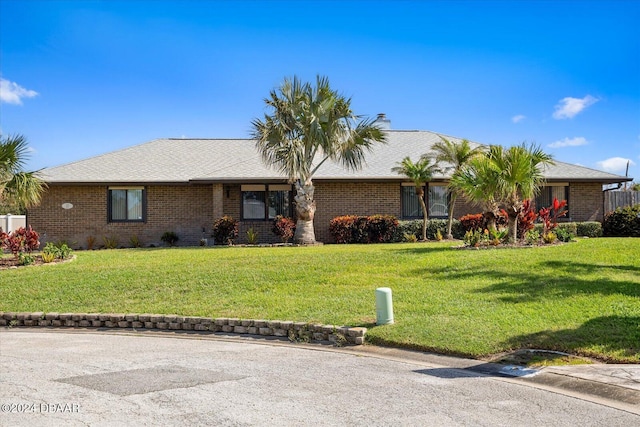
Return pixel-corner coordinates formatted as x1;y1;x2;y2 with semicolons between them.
27;180;606;247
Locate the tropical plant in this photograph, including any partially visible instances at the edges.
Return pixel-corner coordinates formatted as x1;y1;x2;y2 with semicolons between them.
272;215;295;243
392;156;439;241
0;134;47;209
538;197;568;237
252;75;386;244
213;216;238;245
246;227;259;245
490;143;554;243
431;137;484;239
449;154;502;234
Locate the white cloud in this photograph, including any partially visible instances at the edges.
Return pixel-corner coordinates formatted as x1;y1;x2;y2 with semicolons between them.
548;136;588;148
552;95;598;119
511;114;525;123
596;157;636;173
0;78;38;104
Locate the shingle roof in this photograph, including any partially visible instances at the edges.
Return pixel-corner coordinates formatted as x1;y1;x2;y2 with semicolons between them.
41;130;630;184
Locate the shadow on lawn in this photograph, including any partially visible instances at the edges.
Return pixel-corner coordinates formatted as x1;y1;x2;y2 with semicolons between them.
501;315;640;363
421;259;640;302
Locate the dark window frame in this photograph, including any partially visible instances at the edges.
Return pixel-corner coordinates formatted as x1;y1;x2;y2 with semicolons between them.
241;184;293;221
401;183;450;219
107;187;147;223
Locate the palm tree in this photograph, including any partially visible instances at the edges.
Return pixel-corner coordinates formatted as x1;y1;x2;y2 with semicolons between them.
448;153;502;233
430;137;485;239
0;134;46;213
252;76;386;244
489;143;554;242
392;156;439;241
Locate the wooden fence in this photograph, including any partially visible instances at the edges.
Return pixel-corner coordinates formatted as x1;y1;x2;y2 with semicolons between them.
604;191;640;213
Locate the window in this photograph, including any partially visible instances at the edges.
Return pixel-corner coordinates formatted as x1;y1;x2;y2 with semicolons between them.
428;184;449;218
401;184;423;218
401;183;449;219
108;187;145;222
535;184;569;217
241;184;292;220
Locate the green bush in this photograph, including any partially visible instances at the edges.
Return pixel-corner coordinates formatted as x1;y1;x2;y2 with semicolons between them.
213;216;239;245
556;222;577;237
555;227;573;243
395;219;464;241
603;204;640;237
576;221;603;237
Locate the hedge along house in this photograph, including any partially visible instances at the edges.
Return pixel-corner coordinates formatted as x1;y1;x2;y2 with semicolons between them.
28;124;631;247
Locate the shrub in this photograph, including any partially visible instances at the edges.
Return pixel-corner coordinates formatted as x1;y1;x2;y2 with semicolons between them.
213;216;239;245
556;222;577;238
555;227;572;243
463;229;488;247
272;216;295;243
524;229;540;245
1;226;40;258
161;231;179;247
542;231;557;244
518;200;538;239
86;235;96;250
329;216;357;244
42;242;73;261
603;204;640;237
538;198;568;236
460;214;484;232
329;215;399;244
103;235;119;249
576;221;602;237
129;235;142;248
395;220;422;242
246;227;259;244
367;215;398;243
403;232;418;243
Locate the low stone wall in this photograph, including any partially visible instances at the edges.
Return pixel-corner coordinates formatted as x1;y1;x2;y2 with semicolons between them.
0;312;367;345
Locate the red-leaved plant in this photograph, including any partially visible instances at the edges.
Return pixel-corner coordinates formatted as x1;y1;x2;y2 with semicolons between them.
1;226;41;258
539;198;568;236
517;200;538;239
272;215;296;243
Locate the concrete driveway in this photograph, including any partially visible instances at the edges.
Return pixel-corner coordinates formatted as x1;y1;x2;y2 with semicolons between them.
1;329;638;426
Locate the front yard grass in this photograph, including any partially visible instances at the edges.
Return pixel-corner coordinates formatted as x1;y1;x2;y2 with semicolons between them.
1;238;638;363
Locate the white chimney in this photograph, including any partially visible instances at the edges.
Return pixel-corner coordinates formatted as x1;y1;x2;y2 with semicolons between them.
375;113;391;130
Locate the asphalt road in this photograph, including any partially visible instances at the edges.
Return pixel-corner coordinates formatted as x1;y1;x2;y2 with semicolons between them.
1;329;638;426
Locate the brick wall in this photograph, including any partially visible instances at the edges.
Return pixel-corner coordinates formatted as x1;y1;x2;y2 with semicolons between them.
28;185;214;248
569;182;604;222
28;181;607;247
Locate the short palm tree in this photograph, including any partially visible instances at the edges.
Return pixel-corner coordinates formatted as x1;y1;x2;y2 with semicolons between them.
430;137;485;239
490;143;554;242
252;76;386;244
449;153;502;233
392;156;440;241
0;134;46;213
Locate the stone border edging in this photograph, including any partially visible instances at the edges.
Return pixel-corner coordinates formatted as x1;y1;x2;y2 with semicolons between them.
0;312;366;345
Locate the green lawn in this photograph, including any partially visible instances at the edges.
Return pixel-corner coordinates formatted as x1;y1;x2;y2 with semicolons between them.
1;238;639;363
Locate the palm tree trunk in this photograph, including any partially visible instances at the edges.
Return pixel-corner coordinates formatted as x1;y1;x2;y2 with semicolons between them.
293;180;317;245
507;215;518;243
418;197;428;241
446;194;456;239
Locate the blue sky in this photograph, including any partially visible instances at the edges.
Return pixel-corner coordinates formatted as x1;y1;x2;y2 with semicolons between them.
1;0;639;181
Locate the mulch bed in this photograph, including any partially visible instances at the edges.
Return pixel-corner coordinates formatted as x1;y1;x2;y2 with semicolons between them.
0;255;73;270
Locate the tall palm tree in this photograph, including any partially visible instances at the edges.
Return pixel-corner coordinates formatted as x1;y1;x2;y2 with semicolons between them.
252;76;386;244
448;153;502;233
430;137;485;239
392;156;439;241
489;143;554;242
0;134;46;213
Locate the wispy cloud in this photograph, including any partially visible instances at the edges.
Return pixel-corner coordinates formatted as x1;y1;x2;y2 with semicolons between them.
596;157;635;173
552;95;598;120
548;136;588;148
511;115;525;123
0;78;38;105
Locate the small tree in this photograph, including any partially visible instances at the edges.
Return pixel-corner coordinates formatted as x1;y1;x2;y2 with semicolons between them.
392;156;439;241
431;137;484;239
